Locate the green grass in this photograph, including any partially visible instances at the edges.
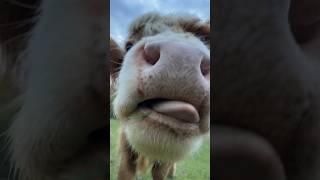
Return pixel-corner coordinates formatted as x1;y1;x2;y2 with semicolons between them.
110;119;210;180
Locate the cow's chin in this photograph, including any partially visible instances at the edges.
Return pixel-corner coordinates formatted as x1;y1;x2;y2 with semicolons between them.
123;108;204;162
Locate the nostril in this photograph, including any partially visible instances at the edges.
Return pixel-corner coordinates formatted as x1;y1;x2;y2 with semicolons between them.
200;56;210;76
143;43;161;65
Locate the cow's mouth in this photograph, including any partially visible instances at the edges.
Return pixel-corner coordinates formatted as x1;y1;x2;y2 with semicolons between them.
133;98;200;133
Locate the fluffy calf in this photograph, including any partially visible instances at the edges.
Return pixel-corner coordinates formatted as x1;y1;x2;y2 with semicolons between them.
110;12;210;180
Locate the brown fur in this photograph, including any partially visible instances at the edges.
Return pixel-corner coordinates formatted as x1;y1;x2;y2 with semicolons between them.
117;131;138;180
110;37;124;98
110;37;123;78
136;155;149;175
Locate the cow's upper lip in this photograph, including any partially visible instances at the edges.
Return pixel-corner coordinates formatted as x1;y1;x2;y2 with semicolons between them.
129;98;201;134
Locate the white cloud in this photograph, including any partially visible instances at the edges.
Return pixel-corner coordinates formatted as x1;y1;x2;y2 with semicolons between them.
110;0;210;45
137;0;160;9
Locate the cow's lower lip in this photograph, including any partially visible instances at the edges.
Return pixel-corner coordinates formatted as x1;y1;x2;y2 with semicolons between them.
137;98;200;122
130;107;200;134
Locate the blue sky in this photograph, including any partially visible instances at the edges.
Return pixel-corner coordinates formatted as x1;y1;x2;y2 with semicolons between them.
110;0;210;46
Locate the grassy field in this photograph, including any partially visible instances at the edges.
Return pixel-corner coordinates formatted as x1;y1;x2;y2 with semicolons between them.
110;119;210;180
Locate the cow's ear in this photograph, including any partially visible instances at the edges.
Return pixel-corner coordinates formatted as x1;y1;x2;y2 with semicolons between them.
110;37;124;97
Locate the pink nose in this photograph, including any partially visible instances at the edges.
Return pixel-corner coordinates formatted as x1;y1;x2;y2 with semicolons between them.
143;40;210;77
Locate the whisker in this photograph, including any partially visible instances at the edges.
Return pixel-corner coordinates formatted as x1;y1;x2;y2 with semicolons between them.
110;60;122;65
110;71;120;77
109;47;123;51
0;17;36;28
111;66;122;71
2;31;31;47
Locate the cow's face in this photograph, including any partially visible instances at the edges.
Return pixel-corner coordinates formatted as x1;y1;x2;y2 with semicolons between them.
111;13;210;161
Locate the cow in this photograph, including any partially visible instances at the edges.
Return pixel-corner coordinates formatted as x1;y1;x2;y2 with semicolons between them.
110;12;210;180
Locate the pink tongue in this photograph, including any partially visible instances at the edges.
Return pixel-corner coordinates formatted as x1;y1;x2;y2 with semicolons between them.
151;101;200;123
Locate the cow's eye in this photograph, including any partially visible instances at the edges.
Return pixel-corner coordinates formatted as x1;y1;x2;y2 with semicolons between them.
125;42;134;51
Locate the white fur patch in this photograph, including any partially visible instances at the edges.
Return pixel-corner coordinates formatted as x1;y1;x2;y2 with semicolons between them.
124;123;203;162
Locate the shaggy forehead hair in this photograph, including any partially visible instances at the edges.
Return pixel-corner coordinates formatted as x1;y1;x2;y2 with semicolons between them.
126;12;210;45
